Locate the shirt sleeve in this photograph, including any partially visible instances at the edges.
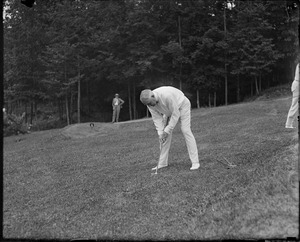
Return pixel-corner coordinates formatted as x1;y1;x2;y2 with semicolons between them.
148;107;165;135
120;98;125;105
163;95;181;134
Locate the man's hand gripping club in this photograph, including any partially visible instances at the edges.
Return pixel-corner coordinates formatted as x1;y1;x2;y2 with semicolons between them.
159;131;168;144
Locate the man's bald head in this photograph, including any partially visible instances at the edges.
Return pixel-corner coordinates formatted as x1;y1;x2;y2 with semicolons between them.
140;89;157;106
140;89;153;104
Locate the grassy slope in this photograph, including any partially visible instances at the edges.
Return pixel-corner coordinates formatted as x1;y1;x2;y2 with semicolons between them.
3;96;298;240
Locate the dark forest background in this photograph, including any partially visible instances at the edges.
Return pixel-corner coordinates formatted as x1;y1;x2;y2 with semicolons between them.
3;0;300;129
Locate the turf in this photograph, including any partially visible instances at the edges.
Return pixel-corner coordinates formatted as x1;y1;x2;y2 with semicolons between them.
3;96;298;240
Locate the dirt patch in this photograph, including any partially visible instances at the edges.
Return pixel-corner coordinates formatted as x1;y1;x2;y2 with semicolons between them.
61;119;153;139
61;122;119;139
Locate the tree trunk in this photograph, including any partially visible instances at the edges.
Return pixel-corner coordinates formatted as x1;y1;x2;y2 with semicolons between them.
178;15;182;47
224;3;228;106
77;56;81;124
10;99;13;114
179;63;182;91
251;79;253;96
30;101;34;124
208;93;211;108
196;89;200;109
57;99;61;120
66;95;70;125
225;68;228;105
178;15;182;91
87;78;91;116
259;72;262;93
255;76;259;95
60;99;64;121
77;80;81;124
70;91;73;124
133;80;136;120
34;101;38;123
128;81;132;120
237;74;240;103
214;91;216;107
24;101;27;123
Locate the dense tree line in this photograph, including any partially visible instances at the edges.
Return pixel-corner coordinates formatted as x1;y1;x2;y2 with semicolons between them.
3;0;300;126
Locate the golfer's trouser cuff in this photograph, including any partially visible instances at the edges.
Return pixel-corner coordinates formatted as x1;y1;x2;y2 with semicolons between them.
183;130;199;164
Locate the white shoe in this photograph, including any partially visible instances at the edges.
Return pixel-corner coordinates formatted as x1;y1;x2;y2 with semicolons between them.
151;164;168;170
285;125;295;129
190;163;200;170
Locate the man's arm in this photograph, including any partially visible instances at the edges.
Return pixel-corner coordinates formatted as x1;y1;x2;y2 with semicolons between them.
163;96;181;134
148;107;165;135
120;98;125;105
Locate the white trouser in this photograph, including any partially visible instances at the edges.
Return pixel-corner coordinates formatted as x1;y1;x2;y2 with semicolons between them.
112;105;121;122
285;80;299;127
158;97;199;167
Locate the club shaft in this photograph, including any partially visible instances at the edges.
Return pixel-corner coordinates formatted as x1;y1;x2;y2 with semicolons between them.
156;141;163;174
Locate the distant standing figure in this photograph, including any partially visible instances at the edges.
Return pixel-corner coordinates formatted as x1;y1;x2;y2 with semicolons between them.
112;93;125;123
285;63;299;129
3;108;8;125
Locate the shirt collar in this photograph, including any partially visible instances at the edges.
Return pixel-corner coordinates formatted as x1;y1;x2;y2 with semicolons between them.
152;91;159;104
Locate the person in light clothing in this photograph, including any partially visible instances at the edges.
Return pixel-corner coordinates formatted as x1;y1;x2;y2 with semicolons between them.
140;86;200;171
112;93;124;123
285;63;299;129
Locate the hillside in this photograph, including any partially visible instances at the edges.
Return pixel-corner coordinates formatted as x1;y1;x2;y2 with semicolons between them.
3;95;298;240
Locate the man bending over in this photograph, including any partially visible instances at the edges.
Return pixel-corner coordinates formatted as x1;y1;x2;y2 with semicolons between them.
140;86;200;171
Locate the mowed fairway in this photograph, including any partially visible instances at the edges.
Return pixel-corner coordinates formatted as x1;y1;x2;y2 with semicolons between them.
3;96;298;240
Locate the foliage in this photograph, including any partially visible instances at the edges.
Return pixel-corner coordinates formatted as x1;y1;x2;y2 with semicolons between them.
3;0;299;127
3;111;31;136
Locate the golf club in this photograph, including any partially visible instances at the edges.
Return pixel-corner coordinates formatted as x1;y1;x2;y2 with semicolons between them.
216;156;237;169
152;117;169;176
151;140;163;175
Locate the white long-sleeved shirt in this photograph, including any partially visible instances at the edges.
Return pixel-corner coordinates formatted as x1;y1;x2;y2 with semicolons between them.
112;97;124;106
147;86;185;135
